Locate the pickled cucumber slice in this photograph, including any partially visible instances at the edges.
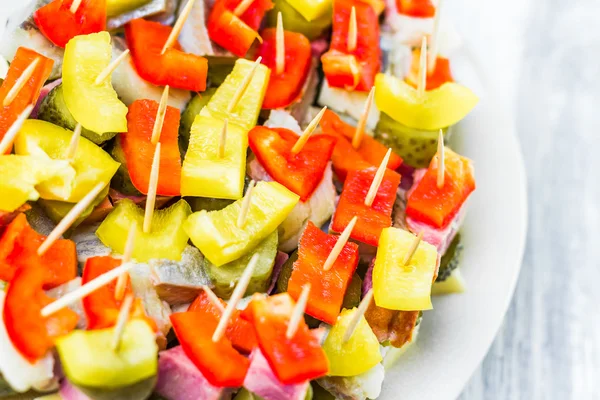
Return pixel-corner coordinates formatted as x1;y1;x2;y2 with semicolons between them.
266;0;331;40
206;56;237;87
276;250;298;293
187;197;234;212
75;375;157;400
204;231;278;299
179;89;215;154
107;135;143;196
436;234;462;282
106;0;152;17
432;269;466;295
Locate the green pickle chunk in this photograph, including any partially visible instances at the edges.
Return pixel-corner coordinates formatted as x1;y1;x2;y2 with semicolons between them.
436;234;463;282
179;88;216;155
266;0;332;41
107;135;142;196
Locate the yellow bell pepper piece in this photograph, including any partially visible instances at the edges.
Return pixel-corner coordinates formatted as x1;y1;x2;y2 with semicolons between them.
322;308;382;376
200;59;270;132
181;115;247;199
373;228;438;311
106;0;152;17
285;0;332;22
0;155;75;212
62;32;128;134
374;73;478;131
96;199;192;262
184;181;299;266
14;120;118;203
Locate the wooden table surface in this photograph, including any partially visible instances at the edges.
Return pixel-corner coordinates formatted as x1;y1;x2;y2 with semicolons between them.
454;0;600;398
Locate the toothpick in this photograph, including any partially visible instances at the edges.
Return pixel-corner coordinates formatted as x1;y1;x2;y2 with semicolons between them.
286;284;310;339
3;58;39;107
364;148;392;207
342;288;373;343
417;36;427;99
403;231;424;266
323;216;357;272
290;106;327;155
275;12;285;75
0;104;33;154
37;182;105;256
436;129;445;188
427;0;443;74
347;6;357;52
161;0;196;55
227;57;262;113
111;294;134;351
41;261;135;317
143;143;161;233
202;285;226;313
212;253;259;342
233;0;256;16
352;86;375;149
236;180;255;228
70;0;83;13
94;50;130;85
218;119;228;158
66;123;81;162
151;86;170;145
114;222;137;301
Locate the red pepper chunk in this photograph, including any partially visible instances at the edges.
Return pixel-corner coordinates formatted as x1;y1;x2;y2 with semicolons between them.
121;99;181;196
4;265;78;362
248;127;336;201
0;214;76;289
188;291;257;354
396;0;436;18
406;49;453;91
406;148;475;229
125;19;208;92
321;0;380;92
0;48;53;154
332;167;401;246
34;0;106;48
288;222;359;324
243;293;329;384
256;28;311;109
171;311;250;387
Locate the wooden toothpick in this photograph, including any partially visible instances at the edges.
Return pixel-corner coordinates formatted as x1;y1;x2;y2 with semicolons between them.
347;6;357;53
161;0;196;55
275;12;285;75
286;284;310;339
143;143;161;233
202;285;226;313
218;119;228;158
95;50;130;85
0;104;33;154
342;288;373;343
151;86;170;145
436;129;445;188
41;261;135;317
3;58;39;107
37;182;105;256
352;86;375;149
227;57;262;113
427;0;443;74
403;231;424;266
70;0;83;13
323;216;357;272
233;0;256;16
290;106;327;155
111;294;134;351
364;148;392;207
417;36;427;100
66;123;82;162
114;222;137;301
212;253;259;342
237;180;255;228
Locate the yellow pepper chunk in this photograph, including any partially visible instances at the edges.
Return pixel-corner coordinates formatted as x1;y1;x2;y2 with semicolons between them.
286;0;332;22
322;308;382;376
374;73;478;131
62;32;128;134
184;181;299;266
97;199;192;262
14;120;119;203
373;228;438;311
181;115;247;199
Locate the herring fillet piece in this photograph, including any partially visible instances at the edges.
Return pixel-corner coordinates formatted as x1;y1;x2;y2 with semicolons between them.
178;0;214;56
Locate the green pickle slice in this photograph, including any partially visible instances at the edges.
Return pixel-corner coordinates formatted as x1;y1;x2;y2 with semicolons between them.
108;135;142;196
266;0;332;41
179;88;216;155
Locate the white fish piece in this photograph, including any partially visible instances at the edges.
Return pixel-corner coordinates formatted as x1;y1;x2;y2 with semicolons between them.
264;110;303;135
317;81;380;131
0;55;8;80
46;277;86;329
178;0;214;56
317;363;385;400
107;0;170;30
70;223;111;266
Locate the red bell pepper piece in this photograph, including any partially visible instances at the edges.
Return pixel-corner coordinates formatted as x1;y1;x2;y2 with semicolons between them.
288;221;359;324
331;167;401;246
406;49;454;91
396;0;435;18
4;264;78;362
256;28;311;109
125;19;208;92
243;293;329;384
121;99;181;196
208;0;274;57
0;48;53;154
406;148;475;229
171;311;250;387
0;214;76;289
34;0;106;48
188;291;257;353
248;127;336;201
321;0;380;92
